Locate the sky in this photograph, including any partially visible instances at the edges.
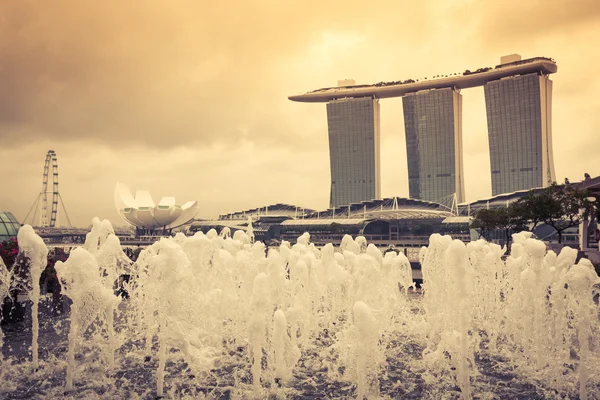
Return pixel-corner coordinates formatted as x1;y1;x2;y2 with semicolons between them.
1;0;599;228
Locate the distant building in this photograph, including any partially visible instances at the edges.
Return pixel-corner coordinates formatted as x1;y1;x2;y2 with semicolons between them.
188;203;314;242
219;203;314;220
289;56;557;202
114;182;199;236
0;211;21;242
458;175;600;247
403;88;465;203
337;79;356;87
326;97;381;207
484;56;555;195
500;54;522;64
188;198;460;249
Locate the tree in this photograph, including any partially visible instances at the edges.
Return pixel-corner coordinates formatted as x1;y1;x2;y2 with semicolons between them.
0;239;31;323
471;205;526;246
470;208;498;240
330;223;344;234
0;238;19;270
512;190;555;230
514;183;597;243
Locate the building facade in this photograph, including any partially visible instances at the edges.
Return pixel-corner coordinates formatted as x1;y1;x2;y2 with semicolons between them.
403;88;465;203
290;55;557;203
484;73;556;195
326;97;381;207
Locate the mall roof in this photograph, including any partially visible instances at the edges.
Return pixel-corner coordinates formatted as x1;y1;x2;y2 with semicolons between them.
458;188;540;214
577;175;600;197
457;174;600;215
219;203;315;220
281;218;368;227
189;220;250;231
306;197;454;220
289;57;556;103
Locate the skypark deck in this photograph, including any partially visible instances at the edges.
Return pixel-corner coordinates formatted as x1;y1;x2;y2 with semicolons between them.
289;57;557;103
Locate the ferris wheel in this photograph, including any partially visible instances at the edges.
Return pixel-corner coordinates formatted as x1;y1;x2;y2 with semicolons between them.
24;150;72;228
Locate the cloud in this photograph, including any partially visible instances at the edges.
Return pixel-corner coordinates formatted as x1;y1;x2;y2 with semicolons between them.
0;0;433;149
462;0;600;44
0;139;332;226
1;0;599;227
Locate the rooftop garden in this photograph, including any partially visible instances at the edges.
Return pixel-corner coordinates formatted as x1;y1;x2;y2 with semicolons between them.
309;57;556;93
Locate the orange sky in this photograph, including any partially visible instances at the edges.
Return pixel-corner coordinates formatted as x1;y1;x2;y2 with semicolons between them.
1;0;599;227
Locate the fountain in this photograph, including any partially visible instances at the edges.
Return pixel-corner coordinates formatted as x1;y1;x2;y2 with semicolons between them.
54;247;122;390
0;257;10;364
352;301;381;399
1;223;599;399
16;225;48;369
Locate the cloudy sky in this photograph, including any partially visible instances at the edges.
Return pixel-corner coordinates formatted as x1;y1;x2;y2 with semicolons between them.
1;0;599;227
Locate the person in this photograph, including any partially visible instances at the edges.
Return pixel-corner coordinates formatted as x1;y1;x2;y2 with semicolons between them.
50;272;63;316
115;275;130;299
384;245;396;255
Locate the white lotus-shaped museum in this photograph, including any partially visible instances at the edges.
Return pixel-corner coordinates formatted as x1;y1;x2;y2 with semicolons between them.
114;182;199;229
